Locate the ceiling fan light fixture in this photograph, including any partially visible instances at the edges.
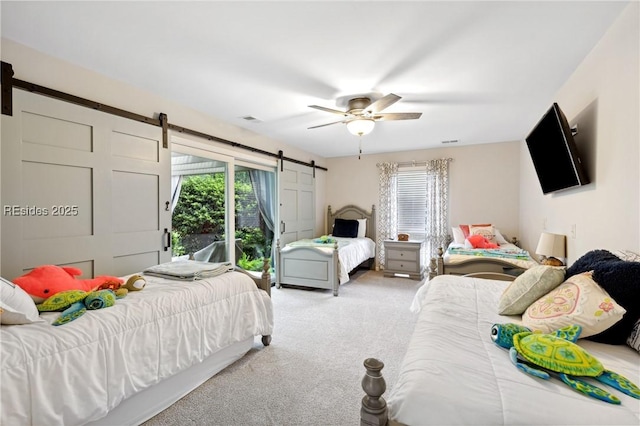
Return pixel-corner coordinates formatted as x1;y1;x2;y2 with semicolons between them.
346;118;375;136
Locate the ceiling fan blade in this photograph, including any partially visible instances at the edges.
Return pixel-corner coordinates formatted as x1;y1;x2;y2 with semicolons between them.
365;93;401;114
308;120;346;129
374;112;422;121
308;105;348;116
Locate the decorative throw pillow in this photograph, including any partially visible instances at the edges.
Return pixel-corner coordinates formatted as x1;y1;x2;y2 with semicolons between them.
611;249;640;263
628;319;640;353
357;218;367;238
459;224;491;239
0;277;43;325
332;218;359;238
565;249;620;278
498;265;565;315
522;272;625;338
469;225;496;243
587;260;640;344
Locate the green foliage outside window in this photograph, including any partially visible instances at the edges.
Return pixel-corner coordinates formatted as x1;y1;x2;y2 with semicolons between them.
172;172;271;271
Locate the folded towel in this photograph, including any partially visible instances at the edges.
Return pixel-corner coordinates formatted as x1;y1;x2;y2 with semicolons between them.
143;260;234;281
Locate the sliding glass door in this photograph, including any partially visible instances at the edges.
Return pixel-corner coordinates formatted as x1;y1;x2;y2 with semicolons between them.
170;143;277;273
234;165;276;272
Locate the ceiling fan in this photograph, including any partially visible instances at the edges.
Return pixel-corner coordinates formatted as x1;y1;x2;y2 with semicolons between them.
308;93;422;136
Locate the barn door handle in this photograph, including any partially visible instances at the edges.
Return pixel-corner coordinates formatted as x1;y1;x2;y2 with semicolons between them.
280;221;286;233
163;228;171;251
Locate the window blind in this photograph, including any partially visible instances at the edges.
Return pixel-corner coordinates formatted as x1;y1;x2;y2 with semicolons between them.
397;168;427;241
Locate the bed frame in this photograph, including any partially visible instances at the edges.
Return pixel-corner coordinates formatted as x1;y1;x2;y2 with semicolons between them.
360;271;516;426
275;204;376;296
88;261;273;426
427;246;528;279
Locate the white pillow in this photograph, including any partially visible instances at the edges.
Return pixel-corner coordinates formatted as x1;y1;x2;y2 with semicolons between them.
357;218;367;238
452;227;465;244
0;277;43;325
494;229;509;245
522;272;625;338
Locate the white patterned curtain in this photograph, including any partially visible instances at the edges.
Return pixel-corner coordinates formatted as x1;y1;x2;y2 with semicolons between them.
376;162;398;268
424;158;452;259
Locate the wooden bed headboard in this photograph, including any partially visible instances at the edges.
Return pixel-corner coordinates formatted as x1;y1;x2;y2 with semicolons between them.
327;204;376;242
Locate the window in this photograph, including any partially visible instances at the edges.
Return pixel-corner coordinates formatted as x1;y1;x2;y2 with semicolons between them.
397;168;428;241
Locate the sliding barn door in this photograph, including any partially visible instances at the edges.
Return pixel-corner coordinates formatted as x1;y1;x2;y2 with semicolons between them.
278;161;315;246
1;90;170;280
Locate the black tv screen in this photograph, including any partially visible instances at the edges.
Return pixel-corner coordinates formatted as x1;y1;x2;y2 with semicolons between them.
526;103;589;194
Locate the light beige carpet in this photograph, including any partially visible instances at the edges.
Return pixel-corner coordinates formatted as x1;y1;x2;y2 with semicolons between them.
144;269;423;426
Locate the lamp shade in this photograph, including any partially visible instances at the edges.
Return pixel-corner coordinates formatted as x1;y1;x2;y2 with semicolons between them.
346;118;375;136
535;232;566;258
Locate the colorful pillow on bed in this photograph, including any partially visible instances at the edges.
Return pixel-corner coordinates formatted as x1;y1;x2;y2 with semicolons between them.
332;218;359;238
522;272;625;338
459;224;491;239
454;225;509;245
468;225;497;243
0;277;43;325
498;265;565;315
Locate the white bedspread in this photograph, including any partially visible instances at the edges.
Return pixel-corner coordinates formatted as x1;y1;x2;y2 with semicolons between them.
333;237;376;283
1;271;273;426
391;275;640;425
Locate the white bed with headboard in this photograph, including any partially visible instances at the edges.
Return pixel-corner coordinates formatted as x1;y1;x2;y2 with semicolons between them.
429;223;538;279
275;205;376;296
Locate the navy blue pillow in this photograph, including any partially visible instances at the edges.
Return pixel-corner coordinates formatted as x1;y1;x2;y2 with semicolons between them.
565;249;620;278
332;219;359;238
587;260;640;345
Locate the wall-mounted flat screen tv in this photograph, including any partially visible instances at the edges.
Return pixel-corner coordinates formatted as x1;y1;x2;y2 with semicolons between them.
526;103;589;194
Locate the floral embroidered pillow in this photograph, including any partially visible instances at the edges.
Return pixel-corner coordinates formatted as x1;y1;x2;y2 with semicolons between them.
522;272;626;338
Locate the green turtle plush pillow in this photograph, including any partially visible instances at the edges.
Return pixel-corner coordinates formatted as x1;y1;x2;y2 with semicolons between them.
498;265;565;315
522;272;626;338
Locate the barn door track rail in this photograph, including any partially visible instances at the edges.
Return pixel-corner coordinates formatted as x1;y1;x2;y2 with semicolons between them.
1;61;327;172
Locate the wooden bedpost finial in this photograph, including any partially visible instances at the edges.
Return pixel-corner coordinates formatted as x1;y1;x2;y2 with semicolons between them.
361;358;388;426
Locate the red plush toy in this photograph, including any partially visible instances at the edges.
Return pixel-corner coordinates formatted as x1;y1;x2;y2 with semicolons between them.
467;234;499;249
13;265;123;303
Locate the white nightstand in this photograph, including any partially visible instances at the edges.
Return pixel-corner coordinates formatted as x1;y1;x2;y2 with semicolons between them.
383;240;425;280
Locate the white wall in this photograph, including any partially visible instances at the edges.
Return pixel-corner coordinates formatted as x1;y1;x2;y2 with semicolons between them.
1;39;328;237
519;3;639;262
326;140;522;241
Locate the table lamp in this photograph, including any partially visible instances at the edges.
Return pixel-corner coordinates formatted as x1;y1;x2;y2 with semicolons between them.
535;232;566;266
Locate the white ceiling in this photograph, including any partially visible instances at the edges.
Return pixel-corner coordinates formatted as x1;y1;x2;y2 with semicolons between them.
1;1;628;158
